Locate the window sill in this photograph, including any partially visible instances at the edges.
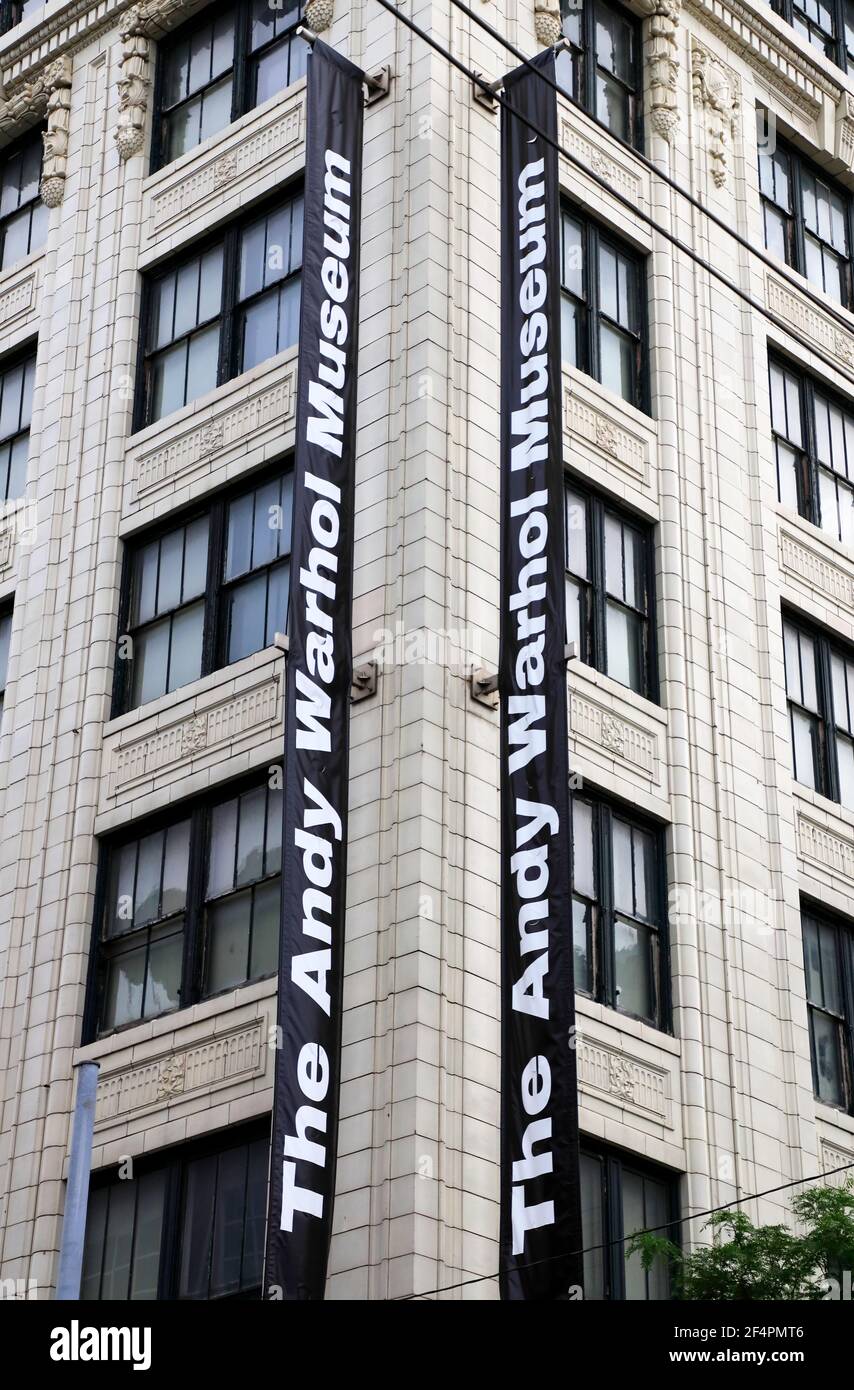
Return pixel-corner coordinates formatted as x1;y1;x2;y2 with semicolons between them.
562;364;658;516
567;658;670;819
122;345;298;528
0;246;43;349
96;645;285;831
777;505;854;638
139;78;308;264
815;1101;854;1142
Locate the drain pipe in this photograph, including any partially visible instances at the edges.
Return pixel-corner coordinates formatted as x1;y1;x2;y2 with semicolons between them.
55;1061;99;1299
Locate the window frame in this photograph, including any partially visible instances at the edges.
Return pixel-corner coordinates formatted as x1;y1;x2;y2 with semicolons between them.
112;460;293;718
769;352;854;547
557;0;644;152
565;475;658;701
560;202;649;414
84;767;284;1043
580;1140;679;1300
134;188;303;432
801;899;854;1114
0;342;36;504
782;609;854;808
150;0;306;173
759;132;854;309
0;126;48;272
771;0;854;73
570;789;671;1031
81;1119;270;1301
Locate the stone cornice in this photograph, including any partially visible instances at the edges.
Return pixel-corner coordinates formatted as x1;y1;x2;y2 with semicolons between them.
684;0;842;116
0;0;204;91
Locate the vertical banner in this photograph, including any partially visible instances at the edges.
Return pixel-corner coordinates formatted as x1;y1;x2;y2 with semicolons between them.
499;51;583;1301
265;39;363;1301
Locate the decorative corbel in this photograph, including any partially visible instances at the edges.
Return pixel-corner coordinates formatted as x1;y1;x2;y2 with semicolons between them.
0;55;66;139
304;0;334;31
114;0;189;161
40;56;73;208
639;0;681;144
534;0;562;48
691;41;740;189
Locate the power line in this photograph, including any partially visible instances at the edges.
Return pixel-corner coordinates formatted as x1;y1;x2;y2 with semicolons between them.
448;0;854;345
391;1159;854;1300
372;0;854;390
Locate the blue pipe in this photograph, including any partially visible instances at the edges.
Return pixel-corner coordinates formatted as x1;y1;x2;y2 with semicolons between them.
55;1061;99;1300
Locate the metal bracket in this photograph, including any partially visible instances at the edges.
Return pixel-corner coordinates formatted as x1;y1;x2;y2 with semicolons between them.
275;632;290;653
473;74;501;113
351;661;379;703
565;641;579;663
471;668;499;709
364;66;392;106
296;25;319;45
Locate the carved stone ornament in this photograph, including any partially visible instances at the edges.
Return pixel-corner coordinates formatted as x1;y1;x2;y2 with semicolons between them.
691;41;740;189
638;0;681;143
115;0;189;160
40;57;73;208
534;0;563;48
305;0;334;31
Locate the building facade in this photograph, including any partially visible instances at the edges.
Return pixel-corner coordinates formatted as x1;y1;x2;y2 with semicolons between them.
0;0;853;1301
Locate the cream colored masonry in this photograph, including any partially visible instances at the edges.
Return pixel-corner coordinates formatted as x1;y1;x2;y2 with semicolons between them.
0;0;852;1301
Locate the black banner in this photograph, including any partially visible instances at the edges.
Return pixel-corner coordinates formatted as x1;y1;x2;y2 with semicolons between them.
264;39;363;1301
498;50;583;1301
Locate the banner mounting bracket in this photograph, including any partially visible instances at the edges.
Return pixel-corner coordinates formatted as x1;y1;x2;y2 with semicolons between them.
470;668;499;708
364;66;392;105
473;74;501;113
351;661;379;703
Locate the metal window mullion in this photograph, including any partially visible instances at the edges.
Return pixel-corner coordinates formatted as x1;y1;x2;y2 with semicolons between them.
790;153;807;278
184;804;207;1007
583;0;596;117
204;498;224;675
588;221;603;384
220;225;240;385
606;1154;625;1301
840;925;854;1112
600;802;616;1010
234;0;251;124
590;495;607;682
819;636;839;802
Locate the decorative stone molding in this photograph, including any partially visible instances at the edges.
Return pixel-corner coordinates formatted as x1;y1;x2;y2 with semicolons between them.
114;0;188;160
110;674;281;796
779;527;854;615
684;0;837;119
534;0;562;48
563;378;649;488
766;274;854;380
691;40;739;189
146;91;305;237
639;0;681;143
821;1138;854;1185
305;0;334;31
570;691;657;779
94;1019;266;1128
0;269;36;329
40;56;73;208
577;1034;671;1125
130;357;298;503
0;55;72;206
836;92;854;167
559;116;644;206
797;813;854;884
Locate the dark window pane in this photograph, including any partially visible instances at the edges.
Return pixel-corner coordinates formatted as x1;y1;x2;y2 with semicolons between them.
162;819;191;916
180;1155;217;1299
210;1146;247;1297
235;787;266;887
812;1009;845;1106
206;889;251;993
606;601;644;691
135;830;164;926
614;917;654;1021
100;1183;136;1300
572;800;595;899
227;572;268;662
580;1153;605;1300
250;877;280;979
133;618;171;707
612;819;633;915
167;601;205;691
208;796;238;899
143;920;182;1016
573;897;592;994
103;942;146;1030
265;562;290;646
81;1188;108;1300
129;1171;166;1301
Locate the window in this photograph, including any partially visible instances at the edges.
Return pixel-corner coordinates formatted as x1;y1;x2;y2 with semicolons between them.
138;194;302;427
771;0;854;73
783;614;854;808
565;481;656;698
560;206;646;410
758;130;852;307
81;1124;268;1300
88;774;283;1037
0;2;43;36
0;607;11;728
0;129;48;271
770;356;854;547
581;1143;676;1300
0;350;35;502
571;791;668;1028
116;465;292;715
154;0;307;170
556;0;642;148
802;904;854;1112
